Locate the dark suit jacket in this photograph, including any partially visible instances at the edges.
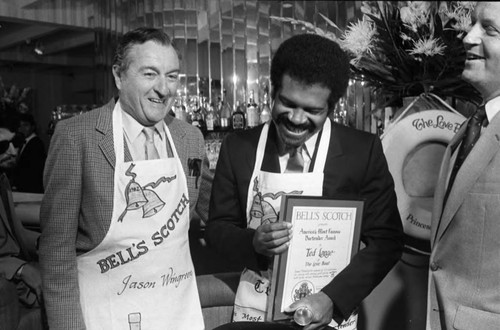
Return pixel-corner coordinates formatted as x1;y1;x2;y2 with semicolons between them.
39;98;209;330
14;135;46;193
205;120;404;320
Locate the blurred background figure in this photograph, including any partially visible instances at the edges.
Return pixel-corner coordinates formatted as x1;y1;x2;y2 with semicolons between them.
13;113;46;193
0;128;18;171
0;125;23;185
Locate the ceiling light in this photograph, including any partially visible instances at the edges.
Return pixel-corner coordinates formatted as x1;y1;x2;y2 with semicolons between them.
33;41;44;55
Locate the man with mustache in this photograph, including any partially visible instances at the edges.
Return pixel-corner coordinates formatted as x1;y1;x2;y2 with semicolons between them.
205;34;403;330
39;27;207;330
427;2;500;329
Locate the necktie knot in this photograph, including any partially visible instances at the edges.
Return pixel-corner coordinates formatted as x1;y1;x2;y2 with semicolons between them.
474;105;488;127
143;127;159;160
143;127;156;142
285;146;304;173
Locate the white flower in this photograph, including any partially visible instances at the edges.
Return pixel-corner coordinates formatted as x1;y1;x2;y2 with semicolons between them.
400;1;432;32
360;1;381;18
341;18;376;66
409;37;446;57
457;1;475;11
439;1;475;33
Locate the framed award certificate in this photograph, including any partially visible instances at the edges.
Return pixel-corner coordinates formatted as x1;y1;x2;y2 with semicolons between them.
267;195;364;323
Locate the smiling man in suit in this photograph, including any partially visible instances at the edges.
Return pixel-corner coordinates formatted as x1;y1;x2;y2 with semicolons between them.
39;27;208;330
205;34;403;330
427;2;500;329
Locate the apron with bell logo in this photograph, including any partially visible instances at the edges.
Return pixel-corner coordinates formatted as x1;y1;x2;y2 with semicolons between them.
77;105;204;329
233;121;329;322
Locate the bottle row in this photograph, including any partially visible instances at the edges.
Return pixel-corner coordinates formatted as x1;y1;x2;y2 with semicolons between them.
48;89;275;137
171;89;272;134
48;104;99;136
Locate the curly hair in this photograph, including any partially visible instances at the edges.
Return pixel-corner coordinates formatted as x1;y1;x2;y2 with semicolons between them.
113;27;181;76
270;33;350;112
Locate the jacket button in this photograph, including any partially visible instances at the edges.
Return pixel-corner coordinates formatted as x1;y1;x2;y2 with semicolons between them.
430;262;440;271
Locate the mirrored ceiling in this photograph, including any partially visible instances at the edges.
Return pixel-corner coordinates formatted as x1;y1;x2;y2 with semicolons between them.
0;0;361;107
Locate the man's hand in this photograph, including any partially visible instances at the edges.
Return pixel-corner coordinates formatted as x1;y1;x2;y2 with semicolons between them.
284;291;334;330
18;262;43;302
252;222;292;256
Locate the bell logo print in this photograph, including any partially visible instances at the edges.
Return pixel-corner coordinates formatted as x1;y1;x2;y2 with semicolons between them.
248;177;303;227
118;163;177;222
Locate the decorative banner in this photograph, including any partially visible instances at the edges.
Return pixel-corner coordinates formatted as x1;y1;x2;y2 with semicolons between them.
267;195;363;329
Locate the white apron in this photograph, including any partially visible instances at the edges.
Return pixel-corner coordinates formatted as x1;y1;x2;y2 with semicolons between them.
77;106;204;330
233;121;329;322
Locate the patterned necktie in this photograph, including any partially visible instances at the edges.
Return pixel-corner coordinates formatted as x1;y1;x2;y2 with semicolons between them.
143;127;159;160
285;146;304;173
446;105;488;196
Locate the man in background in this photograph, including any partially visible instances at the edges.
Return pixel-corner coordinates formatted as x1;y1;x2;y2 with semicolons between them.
427;2;500;329
14;113;46;193
206;34;403;329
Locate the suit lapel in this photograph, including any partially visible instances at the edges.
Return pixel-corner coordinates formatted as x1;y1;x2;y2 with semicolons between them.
165;116;188;174
437;113;500;241
97;100;116;168
327;121;344;159
431;122;467;244
431;146;451;245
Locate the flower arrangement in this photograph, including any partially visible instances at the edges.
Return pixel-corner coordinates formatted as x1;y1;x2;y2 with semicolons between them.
0;76;31;115
272;1;482;108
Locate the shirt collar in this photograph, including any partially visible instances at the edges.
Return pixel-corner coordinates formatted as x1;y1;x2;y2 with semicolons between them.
485;95;500;123
120;105;164;142
25;132;36;143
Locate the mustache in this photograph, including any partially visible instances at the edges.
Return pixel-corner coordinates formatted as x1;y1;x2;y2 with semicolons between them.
275;113;313;131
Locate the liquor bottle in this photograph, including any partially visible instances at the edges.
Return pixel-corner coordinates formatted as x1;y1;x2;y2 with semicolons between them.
231;100;246;130
205;100;219;132
259;92;272;124
172;96;188;122
186;95;197;125
191;94;206;132
219;89;232;130
246;90;259;128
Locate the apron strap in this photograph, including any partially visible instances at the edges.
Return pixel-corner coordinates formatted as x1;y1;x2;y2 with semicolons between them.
309;129;323;172
311;119;331;174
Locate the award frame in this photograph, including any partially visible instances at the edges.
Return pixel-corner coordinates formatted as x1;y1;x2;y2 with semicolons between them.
267;195;364;322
